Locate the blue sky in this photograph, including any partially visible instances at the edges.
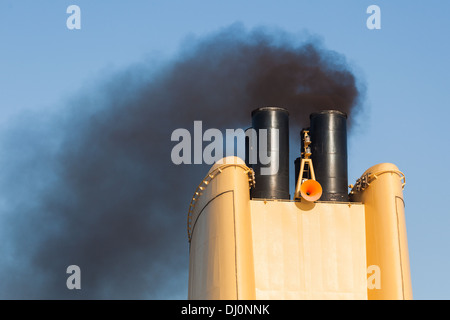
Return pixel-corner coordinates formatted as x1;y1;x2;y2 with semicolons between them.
0;1;449;299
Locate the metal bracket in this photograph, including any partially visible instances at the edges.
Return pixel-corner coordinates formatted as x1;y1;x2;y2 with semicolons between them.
351;170;406;194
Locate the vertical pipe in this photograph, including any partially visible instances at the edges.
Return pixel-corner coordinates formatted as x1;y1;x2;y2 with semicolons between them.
188;157;256;299
250;107;290;200
309;110;348;202
244;127;252;168
294;157;301;191
353;163;413;300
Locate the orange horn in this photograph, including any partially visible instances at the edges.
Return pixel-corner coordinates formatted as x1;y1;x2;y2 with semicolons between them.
300;179;323;202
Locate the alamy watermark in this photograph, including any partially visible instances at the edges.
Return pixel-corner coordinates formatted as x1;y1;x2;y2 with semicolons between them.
66;5;81;30
65;4;380;31
66;265;81;290
170;121;279;175
367;5;381;30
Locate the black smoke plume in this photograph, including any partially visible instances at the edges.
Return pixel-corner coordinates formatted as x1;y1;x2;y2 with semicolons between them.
0;24;364;299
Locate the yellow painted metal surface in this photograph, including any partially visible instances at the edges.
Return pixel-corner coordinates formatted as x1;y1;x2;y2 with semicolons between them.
351;163;413;300
250;200;367;299
188;159;413;300
188;157;255;299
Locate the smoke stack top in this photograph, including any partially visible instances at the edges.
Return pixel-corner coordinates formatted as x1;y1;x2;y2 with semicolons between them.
309;110;349;201
249;106;290;200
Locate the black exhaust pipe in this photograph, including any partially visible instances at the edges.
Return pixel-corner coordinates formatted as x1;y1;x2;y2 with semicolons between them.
309;110;348;202
247;107;290;200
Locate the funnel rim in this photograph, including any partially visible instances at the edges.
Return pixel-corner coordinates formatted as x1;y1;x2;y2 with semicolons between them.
251;106;289;116
310;109;347;119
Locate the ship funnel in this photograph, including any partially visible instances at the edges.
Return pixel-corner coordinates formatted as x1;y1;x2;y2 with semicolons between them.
309;110;348;202
247;107;290;200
